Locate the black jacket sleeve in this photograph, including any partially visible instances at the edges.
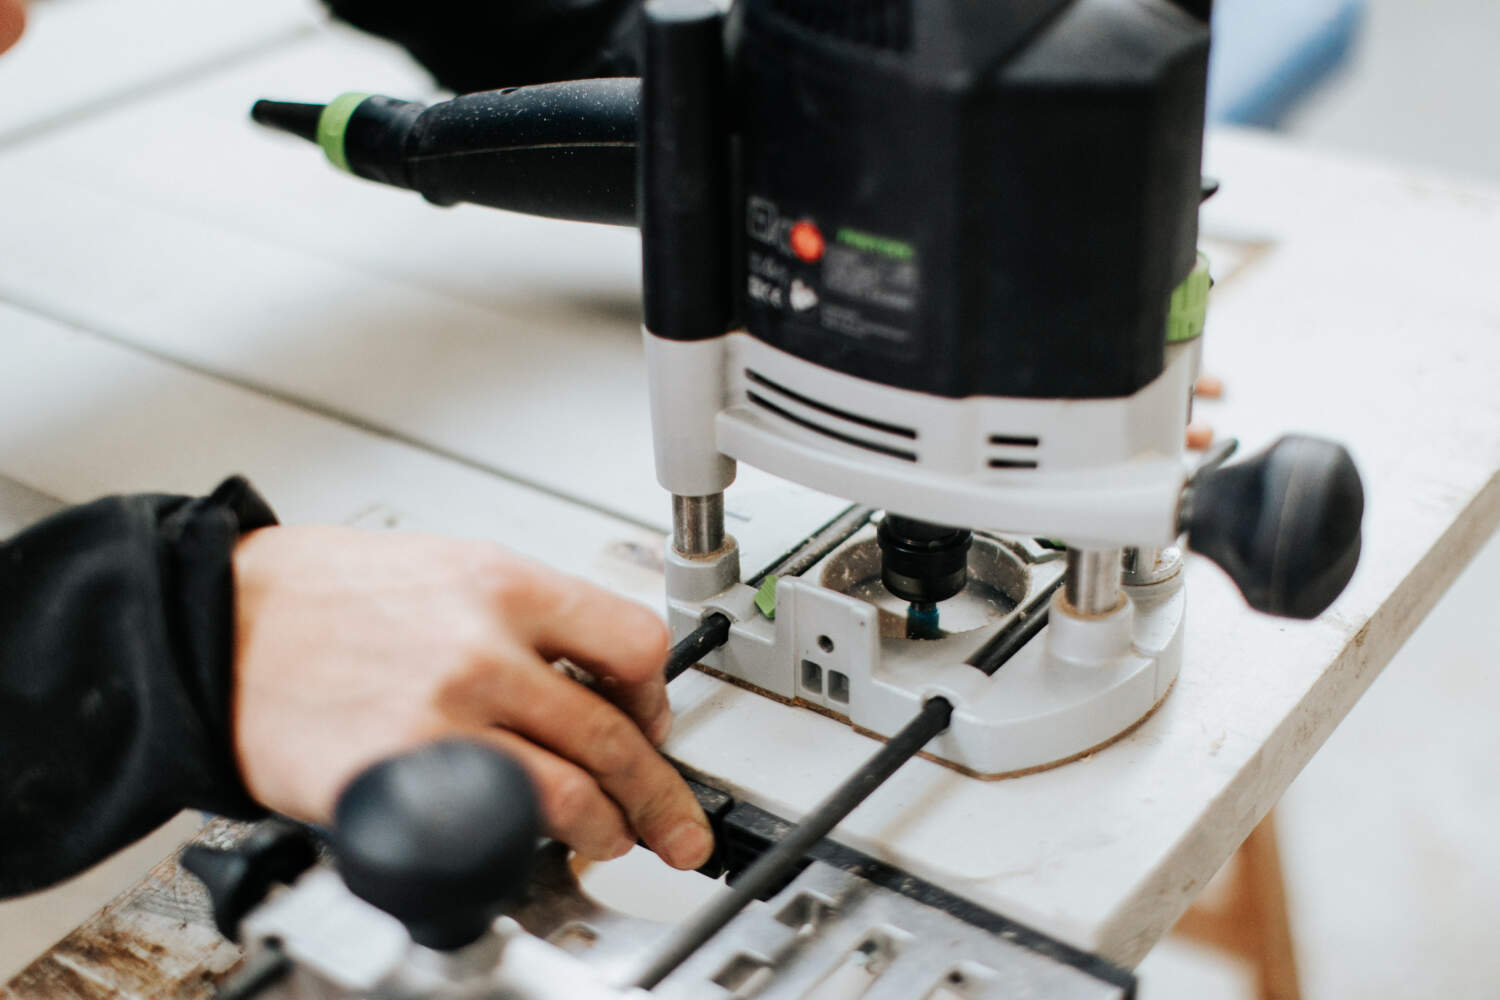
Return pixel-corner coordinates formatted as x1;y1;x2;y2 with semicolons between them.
0;477;277;898
322;0;644;94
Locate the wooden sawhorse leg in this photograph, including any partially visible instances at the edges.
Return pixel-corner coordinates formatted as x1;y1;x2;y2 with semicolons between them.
1171;809;1301;1000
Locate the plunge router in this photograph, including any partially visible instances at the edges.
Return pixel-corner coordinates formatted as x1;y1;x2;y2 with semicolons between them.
254;0;1361;778
221;2;1366;995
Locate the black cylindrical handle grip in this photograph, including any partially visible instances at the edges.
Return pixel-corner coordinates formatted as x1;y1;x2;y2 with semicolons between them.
406;79;640;224
333;740;541;951
641;0;732;340
1185;435;1364;619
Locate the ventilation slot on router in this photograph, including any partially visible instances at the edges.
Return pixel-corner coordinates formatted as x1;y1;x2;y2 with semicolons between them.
746;369;918;462
987;433;1040;470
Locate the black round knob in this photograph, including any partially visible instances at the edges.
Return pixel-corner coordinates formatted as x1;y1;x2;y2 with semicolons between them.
1184;435;1364;619
877;515;973;605
332;740;541;950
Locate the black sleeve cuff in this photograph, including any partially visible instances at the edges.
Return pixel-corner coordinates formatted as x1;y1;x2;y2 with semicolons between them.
158;476;279;819
0;477;277;897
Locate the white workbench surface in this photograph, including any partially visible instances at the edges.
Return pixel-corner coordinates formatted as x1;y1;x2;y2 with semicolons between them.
1;7;1497;969
0;0;317;142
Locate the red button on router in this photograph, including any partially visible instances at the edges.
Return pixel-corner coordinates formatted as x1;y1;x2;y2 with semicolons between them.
789;220;826;262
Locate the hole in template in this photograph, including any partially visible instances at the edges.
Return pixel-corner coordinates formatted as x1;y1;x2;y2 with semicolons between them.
817;634;835;653
923;964;982;999
801;659;824;694
812;931;900;996
774;892;832;933
829;671;850;703
713;953;774;996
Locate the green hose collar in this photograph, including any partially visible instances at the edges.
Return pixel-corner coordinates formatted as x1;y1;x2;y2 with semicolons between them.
317;92;371;174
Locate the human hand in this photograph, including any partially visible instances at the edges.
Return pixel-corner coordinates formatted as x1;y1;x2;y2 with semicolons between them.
230;524;713;870
0;0;24;56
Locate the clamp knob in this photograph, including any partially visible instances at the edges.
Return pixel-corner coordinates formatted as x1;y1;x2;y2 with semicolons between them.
1183;435;1364;619
180;822;320;941
332;739;541;951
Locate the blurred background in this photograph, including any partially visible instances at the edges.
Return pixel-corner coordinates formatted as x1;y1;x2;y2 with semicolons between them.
1155;2;1500;994
0;0;1496;996
1229;0;1500;183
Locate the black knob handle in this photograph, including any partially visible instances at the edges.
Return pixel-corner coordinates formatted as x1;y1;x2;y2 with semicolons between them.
180;822;320;941
1183;435;1364;619
332;739;541;951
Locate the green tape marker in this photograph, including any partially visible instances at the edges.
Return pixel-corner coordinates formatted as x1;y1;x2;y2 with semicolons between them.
1166;251;1211;344
317;92;371;174
753;575;779;619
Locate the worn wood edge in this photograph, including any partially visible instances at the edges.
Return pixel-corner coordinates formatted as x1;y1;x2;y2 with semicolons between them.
1;818;254;999
1098;468;1500;966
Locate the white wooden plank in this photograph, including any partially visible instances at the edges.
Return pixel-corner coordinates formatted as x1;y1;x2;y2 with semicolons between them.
0;28;849;539
0;0;317;143
0;303;668;608
0;29;621;312
0;300;842;618
0;164;850;545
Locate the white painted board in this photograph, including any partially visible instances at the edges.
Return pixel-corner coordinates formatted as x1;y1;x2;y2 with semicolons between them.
0;301;840;609
0;303;666;608
0;0;316;143
0;27;844;536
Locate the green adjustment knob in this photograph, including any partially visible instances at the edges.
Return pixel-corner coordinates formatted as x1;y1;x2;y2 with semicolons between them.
1167;252;1211;344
